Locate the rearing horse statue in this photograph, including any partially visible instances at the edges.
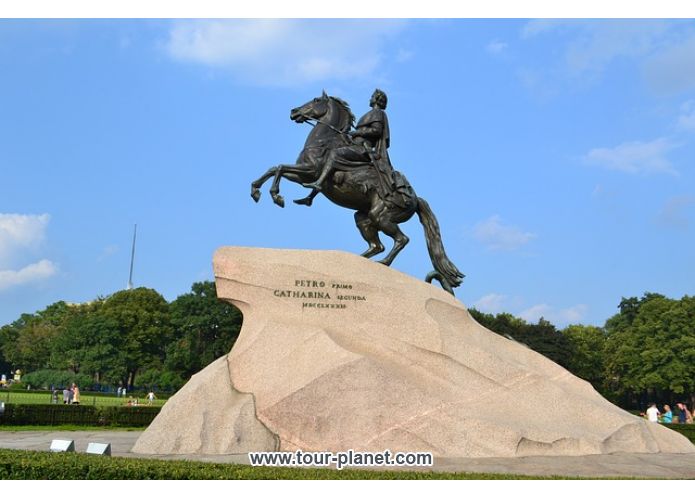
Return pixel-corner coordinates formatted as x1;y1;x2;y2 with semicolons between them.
250;92;464;294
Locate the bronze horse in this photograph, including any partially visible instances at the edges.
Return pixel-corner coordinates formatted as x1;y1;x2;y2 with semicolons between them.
250;92;464;293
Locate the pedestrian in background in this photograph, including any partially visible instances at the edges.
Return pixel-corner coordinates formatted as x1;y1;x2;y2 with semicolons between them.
661;404;673;423
677;402;693;424
72;383;81;405
676;403;687;423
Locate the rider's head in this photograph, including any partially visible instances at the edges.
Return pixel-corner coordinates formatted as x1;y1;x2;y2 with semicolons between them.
371;89;388;109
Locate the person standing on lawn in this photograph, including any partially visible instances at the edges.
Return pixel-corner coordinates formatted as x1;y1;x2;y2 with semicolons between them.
646;403;660;423
71;383;80;405
661;404;673;423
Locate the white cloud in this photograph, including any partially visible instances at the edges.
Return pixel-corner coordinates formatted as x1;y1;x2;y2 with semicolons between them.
472;215;536;251
0;259;57;292
677;100;695;132
584;138;679;176
395;49;413;63
563;21;667;78
165;19;408;86
521;19;560;39
519;303;588;326
556;305;588;325
486;40;508;55
0;213;50;267
655;195;695;230
591;184;604;198
472;293;508;313
518;19;695;97
0;213;57;292
519;304;551;323
472;293;589;327
97;244;119;262
644;33;695;95
521;20;669;80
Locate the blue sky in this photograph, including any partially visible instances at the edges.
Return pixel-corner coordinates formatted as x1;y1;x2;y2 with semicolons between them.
1;19;694;328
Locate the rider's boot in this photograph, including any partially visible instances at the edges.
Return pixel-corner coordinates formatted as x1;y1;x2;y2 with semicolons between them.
303;164;332;191
293;189;318;206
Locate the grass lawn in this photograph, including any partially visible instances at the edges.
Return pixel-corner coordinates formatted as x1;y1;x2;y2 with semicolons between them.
0;391;166;407
0;448;623;479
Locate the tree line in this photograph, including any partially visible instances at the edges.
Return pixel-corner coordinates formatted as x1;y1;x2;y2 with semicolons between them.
0;282;241;391
1;285;693;409
470;292;695;410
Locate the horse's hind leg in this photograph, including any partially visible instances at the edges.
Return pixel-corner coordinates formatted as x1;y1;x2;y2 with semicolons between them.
355;211;385;258
373;214;410;266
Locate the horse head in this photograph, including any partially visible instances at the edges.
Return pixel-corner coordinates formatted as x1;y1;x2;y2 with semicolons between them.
290;91;355;133
290;91;330;124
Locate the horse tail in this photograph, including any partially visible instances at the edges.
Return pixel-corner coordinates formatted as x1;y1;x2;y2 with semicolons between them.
416;197;464;292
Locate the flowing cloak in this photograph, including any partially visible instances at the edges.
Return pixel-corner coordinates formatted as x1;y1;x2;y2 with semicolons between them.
333;107;413;208
355;108;395;194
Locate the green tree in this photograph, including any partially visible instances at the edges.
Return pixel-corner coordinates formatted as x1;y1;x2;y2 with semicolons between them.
608;293;666;332
605;293;695;408
136;367;186;392
469;309;574;368
562;324;607;390
0;302;73;373
469;310;526;339
99;287;173;388
0;333;10;375
165;281;242;380
22;369;93;390
0;316;20;376
521;318;574;368
50;300;126;385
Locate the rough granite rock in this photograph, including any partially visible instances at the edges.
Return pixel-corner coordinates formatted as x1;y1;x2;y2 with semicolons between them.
132;247;695;458
131;355;278;454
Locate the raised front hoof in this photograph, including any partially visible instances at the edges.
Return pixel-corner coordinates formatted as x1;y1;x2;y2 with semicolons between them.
272;195;285;208
251;188;261;203
293;197;313;207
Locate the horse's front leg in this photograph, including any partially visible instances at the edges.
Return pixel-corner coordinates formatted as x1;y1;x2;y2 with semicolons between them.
269;163;312;208
251;166;280;202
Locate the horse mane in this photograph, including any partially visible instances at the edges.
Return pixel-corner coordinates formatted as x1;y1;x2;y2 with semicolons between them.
329;96;355;133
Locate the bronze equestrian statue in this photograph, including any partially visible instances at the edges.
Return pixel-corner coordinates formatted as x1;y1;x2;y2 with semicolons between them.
250;90;464;294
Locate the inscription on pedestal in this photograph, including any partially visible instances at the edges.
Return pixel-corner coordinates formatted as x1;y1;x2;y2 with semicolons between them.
272;279;367;310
